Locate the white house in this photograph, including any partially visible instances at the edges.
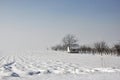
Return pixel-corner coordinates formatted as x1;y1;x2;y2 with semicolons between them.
67;44;80;53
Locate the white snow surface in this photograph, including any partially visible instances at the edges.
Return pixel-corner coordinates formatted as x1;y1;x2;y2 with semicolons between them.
0;50;120;80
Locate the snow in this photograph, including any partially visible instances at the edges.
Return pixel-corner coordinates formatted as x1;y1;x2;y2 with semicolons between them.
0;50;120;80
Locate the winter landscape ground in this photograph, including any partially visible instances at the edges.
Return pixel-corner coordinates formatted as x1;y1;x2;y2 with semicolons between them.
0;51;120;80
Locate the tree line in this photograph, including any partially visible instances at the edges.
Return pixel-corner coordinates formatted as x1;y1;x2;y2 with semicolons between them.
51;34;120;56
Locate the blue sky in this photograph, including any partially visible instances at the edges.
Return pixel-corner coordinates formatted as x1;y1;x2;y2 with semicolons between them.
0;0;120;52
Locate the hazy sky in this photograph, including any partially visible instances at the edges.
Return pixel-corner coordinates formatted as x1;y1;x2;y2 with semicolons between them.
0;0;120;53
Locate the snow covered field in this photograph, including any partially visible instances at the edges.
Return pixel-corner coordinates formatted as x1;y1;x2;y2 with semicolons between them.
0;51;120;80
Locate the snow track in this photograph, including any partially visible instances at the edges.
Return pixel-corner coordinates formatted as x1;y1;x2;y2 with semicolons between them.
0;51;120;80
0;56;120;78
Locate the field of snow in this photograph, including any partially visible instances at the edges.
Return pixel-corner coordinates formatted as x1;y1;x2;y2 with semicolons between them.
0;50;120;80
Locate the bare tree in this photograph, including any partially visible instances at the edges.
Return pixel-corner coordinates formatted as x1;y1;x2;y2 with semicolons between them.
94;41;109;67
113;42;120;56
79;45;92;53
94;41;108;55
62;34;78;50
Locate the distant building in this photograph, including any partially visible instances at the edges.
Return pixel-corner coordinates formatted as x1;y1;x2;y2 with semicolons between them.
67;44;79;53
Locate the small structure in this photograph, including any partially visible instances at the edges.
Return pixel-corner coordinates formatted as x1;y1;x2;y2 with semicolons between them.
67;44;80;53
